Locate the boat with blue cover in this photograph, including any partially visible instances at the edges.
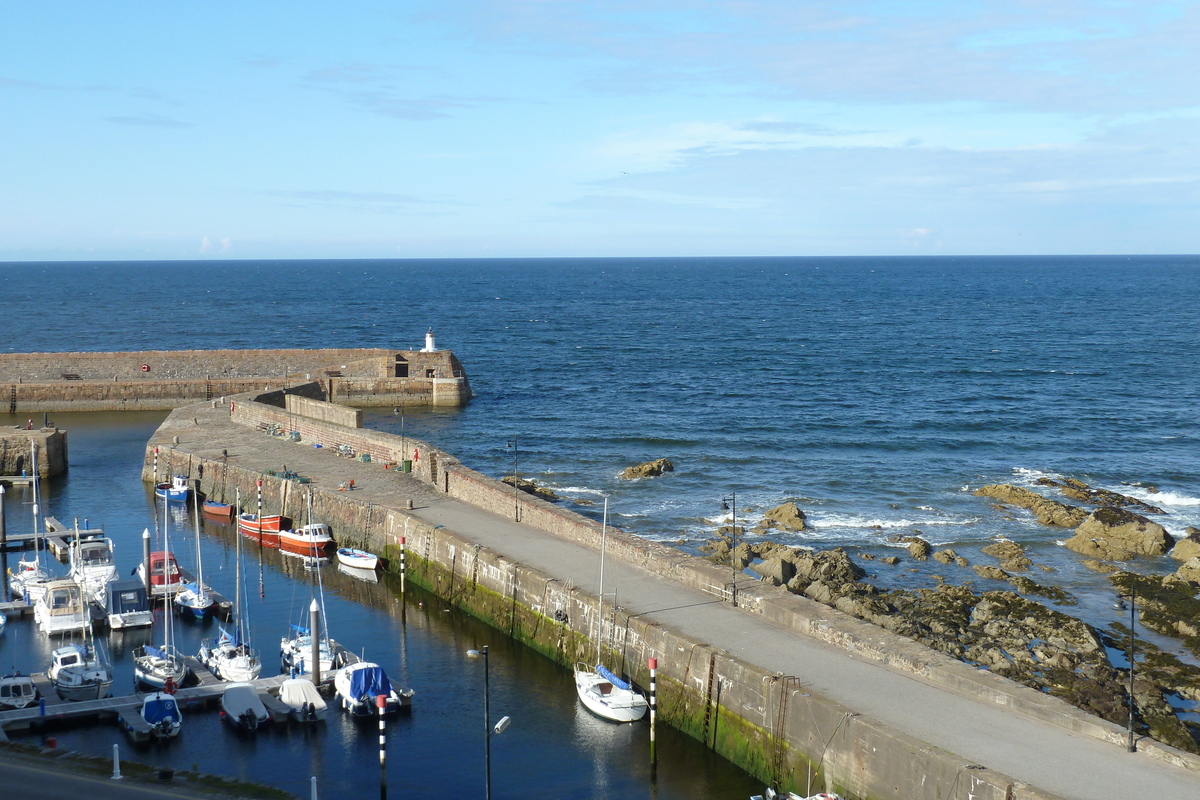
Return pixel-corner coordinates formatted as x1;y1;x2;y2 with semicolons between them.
333;661;413;716
155;475;189;502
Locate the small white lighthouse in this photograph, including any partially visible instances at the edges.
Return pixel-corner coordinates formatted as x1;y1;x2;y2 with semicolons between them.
421;327;438;352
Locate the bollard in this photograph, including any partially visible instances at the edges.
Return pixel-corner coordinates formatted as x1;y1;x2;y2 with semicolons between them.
378;694;388;800
141;528;152;597
111;743;123;780
649;657;658;765
311;776;318;800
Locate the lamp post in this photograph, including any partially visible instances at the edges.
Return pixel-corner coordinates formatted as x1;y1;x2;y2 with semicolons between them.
1122;587;1138;752
720;493;738;607
505;436;519;521
467;646;511;800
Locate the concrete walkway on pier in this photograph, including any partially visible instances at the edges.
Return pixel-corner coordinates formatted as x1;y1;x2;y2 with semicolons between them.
158;403;1200;800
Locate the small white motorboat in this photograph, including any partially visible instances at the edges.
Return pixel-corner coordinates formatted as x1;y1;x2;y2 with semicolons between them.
574;662;648;723
220;682;271;733
68;536;118;603
139;691;183;739
336;547;379;571
333;661;413;717
279;523;335;557
279;677;328;722
49;642;114;701
0;673;38;710
35;580;91;636
155;474;190;502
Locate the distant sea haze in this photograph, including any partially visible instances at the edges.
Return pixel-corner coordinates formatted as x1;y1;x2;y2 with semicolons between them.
5;255;1199;594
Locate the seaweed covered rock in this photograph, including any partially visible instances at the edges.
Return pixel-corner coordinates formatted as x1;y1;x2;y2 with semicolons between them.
619;458;674;479
1065;507;1175;560
501;476;559;502
1037;476;1166;514
973;484;1087;527
981;538;1033;572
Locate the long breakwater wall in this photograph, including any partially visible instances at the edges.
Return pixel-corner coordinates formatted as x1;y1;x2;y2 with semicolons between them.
142;395;1161;800
0;347;470;412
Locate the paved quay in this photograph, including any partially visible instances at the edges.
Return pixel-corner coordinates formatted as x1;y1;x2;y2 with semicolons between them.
154;402;1200;800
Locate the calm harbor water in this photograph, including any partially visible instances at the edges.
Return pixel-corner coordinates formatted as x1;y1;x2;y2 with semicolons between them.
0;411;760;799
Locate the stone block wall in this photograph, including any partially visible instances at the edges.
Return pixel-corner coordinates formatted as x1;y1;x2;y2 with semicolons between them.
0;428;67;479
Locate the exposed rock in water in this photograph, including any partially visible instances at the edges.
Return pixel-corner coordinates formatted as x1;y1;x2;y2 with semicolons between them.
880;556;900;565
1170;528;1200;562
1110;572;1200;657
501;476;559;502
932;549;958;565
758;502;808;532
1177;557;1200;585
1082;559;1120;574
886;534;931;560
619;458;674;479
1036;476;1167;514
973;484;1087;527
981;538;1033;572
1064;507;1175;560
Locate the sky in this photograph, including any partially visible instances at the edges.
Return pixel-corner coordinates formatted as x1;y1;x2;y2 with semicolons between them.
2;1;1199;260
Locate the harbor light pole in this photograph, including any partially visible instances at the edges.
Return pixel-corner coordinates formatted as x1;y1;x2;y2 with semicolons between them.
505;436;519;521
721;492;738;607
467;646;511;800
1122;587;1138;752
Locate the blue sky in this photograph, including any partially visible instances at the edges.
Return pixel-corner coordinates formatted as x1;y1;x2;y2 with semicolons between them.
2;1;1198;260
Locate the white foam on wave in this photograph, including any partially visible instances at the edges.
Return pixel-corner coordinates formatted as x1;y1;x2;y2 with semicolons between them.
1125;488;1200;508
808;513;981;530
551;485;607;496
1011;467;1064;485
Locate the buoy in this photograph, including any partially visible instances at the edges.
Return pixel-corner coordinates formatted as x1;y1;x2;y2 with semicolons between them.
140;364;150;372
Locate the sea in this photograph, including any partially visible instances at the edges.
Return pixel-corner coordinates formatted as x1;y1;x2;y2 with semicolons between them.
2;255;1200;794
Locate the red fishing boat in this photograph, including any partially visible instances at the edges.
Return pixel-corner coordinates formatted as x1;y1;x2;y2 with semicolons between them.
237;513;283;548
278;523;334;557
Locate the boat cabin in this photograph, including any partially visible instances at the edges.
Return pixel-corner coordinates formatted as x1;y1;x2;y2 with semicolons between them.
106;578;152;628
35;579;90;635
139;551;183;595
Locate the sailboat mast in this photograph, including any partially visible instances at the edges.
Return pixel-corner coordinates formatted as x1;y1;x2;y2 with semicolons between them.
192;490;204;602
597;497;607;665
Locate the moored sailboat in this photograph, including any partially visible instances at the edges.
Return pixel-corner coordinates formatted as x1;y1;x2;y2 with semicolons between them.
134;505;188;690
200;505;261;682
8;443;52;604
574;498;648;723
174;491;215;620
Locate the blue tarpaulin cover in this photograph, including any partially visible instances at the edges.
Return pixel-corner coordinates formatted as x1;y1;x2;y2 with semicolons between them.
348;665;392;699
143;645;167;659
596;664;631;691
143;696;179;724
218;627;243;648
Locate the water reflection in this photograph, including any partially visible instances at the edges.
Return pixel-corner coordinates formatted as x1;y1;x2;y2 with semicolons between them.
0;412;760;798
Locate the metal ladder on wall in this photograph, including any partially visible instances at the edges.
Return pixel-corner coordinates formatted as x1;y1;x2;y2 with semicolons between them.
8;385;15;414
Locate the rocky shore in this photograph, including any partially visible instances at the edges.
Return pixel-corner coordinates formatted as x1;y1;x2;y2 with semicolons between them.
701;483;1200;753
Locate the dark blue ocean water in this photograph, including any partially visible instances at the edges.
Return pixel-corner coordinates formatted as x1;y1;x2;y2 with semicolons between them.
2;256;1200;791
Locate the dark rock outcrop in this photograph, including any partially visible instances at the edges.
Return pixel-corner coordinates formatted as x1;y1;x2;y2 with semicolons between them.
501;476;559;502
973;484;1087;527
1064;507;1175;560
619;458;674;479
758;502;808;532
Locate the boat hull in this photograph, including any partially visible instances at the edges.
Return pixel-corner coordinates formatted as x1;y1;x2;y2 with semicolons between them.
336;548;378;571
238;514;283;548
574;664;648;723
202;501;235;520
279;525;335;556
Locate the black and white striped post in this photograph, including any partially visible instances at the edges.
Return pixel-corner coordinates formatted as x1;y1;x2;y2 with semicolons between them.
649;657;658;765
153;447;159;484
399;536;406;594
377;693;388;799
256;479;264;547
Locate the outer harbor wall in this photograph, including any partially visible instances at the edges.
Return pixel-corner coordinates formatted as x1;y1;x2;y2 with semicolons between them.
0;427;68;480
0;348;471;412
142;396;1097;799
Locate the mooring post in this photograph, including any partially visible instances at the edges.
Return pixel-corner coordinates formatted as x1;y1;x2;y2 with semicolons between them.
399;536;406;594
311;776;318;800
310;598;321;687
141;528;151;597
153;447;159;484
649;657;658;765
111;743;122;780
0;485;8;582
377;693;388;800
